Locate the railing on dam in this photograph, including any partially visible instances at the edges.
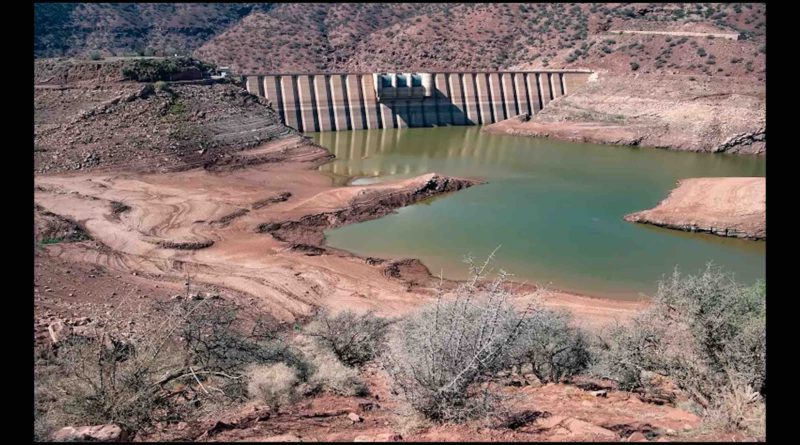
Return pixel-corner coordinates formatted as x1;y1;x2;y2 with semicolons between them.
241;71;593;132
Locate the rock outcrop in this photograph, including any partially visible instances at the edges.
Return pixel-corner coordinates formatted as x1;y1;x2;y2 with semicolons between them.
51;424;129;442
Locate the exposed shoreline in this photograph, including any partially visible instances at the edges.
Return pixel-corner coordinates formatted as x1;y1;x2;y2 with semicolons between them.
34;136;646;329
624;177;765;240
483;73;766;155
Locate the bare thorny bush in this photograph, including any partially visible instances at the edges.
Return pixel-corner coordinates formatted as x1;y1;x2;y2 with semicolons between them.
33;293;305;440
305;309;394;368
382;252;591;424
592;264;766;439
504;309;591;385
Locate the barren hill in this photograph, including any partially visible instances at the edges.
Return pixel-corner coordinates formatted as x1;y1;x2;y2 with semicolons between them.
195;2;765;78
34;57;318;175
36;3;765;79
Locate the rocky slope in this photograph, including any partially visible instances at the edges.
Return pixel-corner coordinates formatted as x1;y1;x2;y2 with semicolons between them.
484;73;765;154
195;3;764;77
34;3;264;58
35;3;765;79
34;58;315;175
624;177;766;240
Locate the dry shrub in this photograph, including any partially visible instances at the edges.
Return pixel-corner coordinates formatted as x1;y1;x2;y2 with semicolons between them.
506;308;591;384
593;264;765;438
246;363;300;412
34;301;193;439
705;382;765;441
33;296;307;439
382;254;536;423
295;335;368;397
305;309;393;367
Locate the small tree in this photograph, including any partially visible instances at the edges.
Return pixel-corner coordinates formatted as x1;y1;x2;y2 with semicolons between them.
35;297;307;439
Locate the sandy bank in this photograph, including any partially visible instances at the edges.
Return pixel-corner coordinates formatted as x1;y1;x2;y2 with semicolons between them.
624;177;765;240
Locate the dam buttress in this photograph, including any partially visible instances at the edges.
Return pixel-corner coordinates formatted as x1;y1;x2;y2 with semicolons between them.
242;71;593;132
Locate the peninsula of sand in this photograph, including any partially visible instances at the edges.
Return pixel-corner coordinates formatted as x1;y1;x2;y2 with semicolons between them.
624;177;765;240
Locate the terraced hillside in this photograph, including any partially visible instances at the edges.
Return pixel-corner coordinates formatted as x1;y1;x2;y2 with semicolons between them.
34;58;317;175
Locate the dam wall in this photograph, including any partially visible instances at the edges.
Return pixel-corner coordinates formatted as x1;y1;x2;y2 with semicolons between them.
242;70;592;132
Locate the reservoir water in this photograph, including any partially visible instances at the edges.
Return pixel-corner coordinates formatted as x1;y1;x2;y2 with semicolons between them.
310;127;765;299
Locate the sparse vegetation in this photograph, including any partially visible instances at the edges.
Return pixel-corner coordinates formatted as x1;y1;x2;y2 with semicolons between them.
154;80;171;93
121;57;213;82
593;265;765;439
383;257;531;422
34;297;309;439
167;101;187;115
382;254;592;423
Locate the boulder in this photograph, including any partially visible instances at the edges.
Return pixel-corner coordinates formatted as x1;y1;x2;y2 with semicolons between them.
354;433;403;442
255;434;304;442
627;431;650;442
51;424;128;442
48;320;71;345
590;389;609;398
348;412;363;423
538;416;619;441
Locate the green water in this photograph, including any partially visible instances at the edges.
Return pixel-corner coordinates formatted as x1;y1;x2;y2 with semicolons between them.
310;127;766;299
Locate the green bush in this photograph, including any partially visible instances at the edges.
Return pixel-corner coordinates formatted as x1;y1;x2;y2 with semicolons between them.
629;62;640;71
153;80;171;92
121;57;215;82
89;50;102;61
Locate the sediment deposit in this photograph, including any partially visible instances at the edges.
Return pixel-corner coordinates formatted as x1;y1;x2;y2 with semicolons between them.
624;177;765;240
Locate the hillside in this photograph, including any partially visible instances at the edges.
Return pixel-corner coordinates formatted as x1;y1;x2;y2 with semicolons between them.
35;3;765;79
484;73;765;154
34;3;267;58
194;2;765;77
34;57;318;175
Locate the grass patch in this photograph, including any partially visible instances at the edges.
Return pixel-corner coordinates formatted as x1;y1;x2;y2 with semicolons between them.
39;237;63;246
167;101;187;115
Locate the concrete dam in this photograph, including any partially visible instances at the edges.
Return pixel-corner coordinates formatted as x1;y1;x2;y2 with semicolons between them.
242;71;592;132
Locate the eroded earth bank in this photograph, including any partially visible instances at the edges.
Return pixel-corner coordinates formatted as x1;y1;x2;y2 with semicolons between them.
624;177;766;240
484;73;765;155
